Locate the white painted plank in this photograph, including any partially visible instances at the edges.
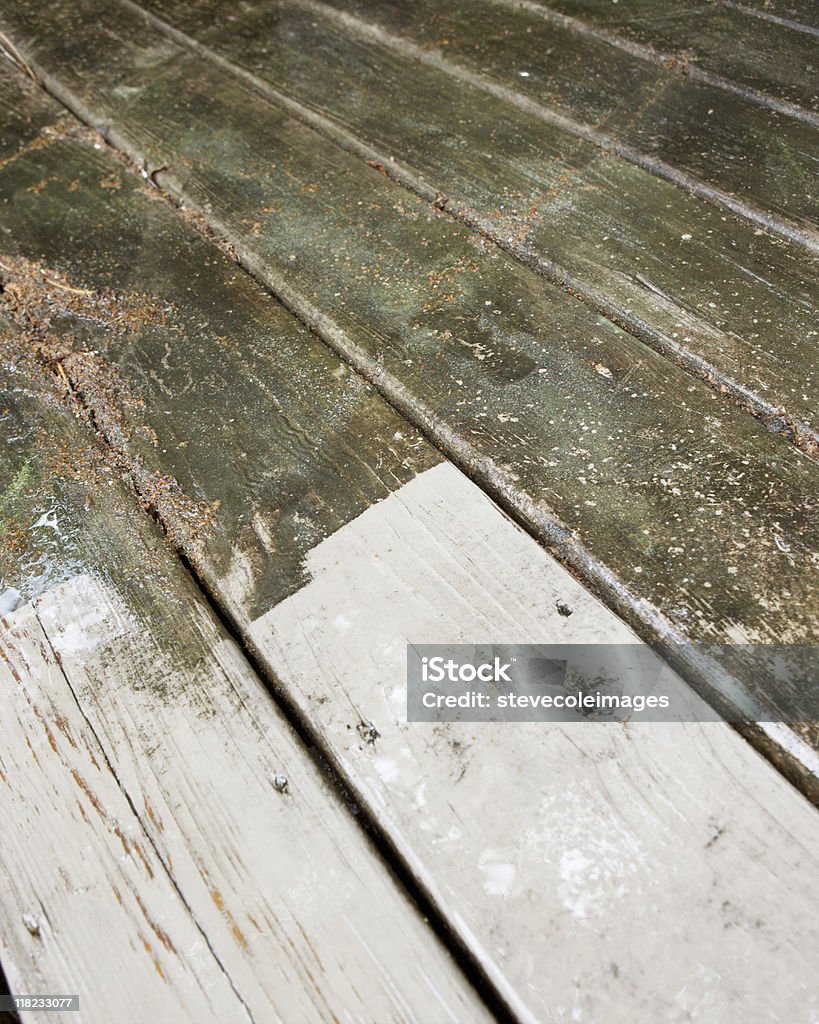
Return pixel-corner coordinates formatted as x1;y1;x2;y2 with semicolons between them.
245;462;819;1023
1;572;490;1024
0;603;248;1024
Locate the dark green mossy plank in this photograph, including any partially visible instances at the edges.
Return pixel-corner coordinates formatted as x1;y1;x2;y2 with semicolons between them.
0;60;65;161
134;0;818;434
528;0;818;110
1;0;818;711
738;0;818;28
291;0;818;233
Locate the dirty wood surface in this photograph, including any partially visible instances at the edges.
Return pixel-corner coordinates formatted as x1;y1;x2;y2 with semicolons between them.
0;52;818;1023
737;0;818;29
1;0;818;781
516;0;819;111
283;0;818;233
1;604;248;1024
0;322;490;1023
133;0;819;435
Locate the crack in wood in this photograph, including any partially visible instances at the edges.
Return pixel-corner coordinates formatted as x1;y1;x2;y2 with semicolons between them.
0;254;217;569
29;603;257;1024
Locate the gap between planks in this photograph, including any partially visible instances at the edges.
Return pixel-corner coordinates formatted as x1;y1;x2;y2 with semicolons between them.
716;0;819;35
488;0;819;122
69;0;819;452
283;0;819;250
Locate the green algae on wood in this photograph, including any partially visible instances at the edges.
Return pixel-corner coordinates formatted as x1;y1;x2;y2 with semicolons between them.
286;0;819;232
133;0;819;436
520;0;819;111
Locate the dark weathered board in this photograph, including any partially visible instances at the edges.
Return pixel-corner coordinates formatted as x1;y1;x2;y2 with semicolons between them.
737;0;818;29
130;0;819;438
284;0;819;237
517;0;819;111
0;45;64;158
0;337;488;1021
1;2;819;784
2;64;819;1024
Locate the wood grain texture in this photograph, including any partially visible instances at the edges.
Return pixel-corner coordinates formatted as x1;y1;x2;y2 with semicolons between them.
289;0;819;235
0;329;489;1022
135;0;819;434
0;15;817;779
518;0;819;111
0;52;818;1023
0;601;248;1024
248;461;819;1024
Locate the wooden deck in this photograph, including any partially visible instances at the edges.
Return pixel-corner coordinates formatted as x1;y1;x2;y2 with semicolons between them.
0;0;817;1020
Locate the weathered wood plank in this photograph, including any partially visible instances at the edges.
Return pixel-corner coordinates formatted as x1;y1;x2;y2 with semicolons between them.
520;0;819;111
0;602;249;1024
736;0;818;29
3;8;814;659
1;54;818;1023
281;0;819;237
133;0;819;436
0;327;490;1021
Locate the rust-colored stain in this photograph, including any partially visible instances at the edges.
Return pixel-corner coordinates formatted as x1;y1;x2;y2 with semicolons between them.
53;711;79;750
132;840;156;880
143;796;164;833
0;526;28;554
0;641;23;683
134;890;176;955
0;254;216;565
140;935;167;982
32;705;59;753
0;126;60;174
112;826;154;878
70;768;105;818
24;733;40;767
113;823;132;857
295;918;326;975
205;879;249;949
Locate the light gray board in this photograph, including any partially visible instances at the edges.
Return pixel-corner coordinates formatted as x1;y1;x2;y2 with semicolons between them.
0;602;248;1024
0;327;489;1024
245;462;819;1024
